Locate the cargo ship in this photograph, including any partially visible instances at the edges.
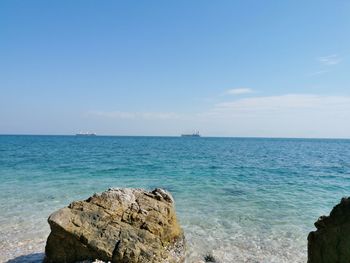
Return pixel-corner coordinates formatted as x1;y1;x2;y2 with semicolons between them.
75;132;97;136
181;131;200;137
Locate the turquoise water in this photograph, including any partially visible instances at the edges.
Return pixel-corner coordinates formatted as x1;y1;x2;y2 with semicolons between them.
1;135;350;262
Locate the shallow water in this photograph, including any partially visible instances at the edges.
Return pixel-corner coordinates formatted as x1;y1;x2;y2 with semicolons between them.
1;136;350;262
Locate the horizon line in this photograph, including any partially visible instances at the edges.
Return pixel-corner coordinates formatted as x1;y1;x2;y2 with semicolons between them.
0;133;349;140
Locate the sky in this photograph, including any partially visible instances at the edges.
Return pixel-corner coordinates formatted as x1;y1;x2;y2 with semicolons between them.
1;0;350;138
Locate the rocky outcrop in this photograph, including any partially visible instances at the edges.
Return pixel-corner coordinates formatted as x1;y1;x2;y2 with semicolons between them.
44;188;185;263
308;197;350;263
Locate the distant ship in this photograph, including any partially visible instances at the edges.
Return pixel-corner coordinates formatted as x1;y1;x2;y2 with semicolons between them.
181;131;201;137
75;132;97;136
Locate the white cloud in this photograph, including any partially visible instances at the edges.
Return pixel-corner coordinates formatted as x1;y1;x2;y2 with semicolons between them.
309;70;330;76
226;88;254;95
199;94;350;137
211;94;350;115
88;94;350;138
90;111;184;120
318;54;342;66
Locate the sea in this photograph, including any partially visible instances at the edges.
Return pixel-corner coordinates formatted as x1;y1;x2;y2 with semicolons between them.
1;135;350;263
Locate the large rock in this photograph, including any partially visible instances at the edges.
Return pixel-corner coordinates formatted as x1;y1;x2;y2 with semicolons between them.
45;188;185;263
308;197;350;263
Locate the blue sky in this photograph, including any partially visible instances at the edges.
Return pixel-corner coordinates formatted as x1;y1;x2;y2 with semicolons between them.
1;0;350;137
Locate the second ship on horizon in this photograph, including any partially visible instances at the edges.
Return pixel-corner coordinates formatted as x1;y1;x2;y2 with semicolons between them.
181;131;200;137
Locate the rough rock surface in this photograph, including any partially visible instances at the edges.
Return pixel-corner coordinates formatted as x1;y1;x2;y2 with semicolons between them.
45;188;185;263
308;197;350;263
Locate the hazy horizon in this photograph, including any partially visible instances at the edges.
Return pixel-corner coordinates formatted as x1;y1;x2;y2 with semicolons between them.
1;134;350;140
1;1;350;138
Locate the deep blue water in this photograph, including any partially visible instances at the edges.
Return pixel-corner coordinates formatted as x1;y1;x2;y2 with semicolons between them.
1;135;350;262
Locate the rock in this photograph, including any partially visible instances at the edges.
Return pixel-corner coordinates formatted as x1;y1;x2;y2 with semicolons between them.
307;197;350;263
203;253;217;262
44;188;185;263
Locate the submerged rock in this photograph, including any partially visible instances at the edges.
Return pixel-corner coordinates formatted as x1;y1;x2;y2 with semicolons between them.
203;253;217;262
45;188;185;263
308;197;350;263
